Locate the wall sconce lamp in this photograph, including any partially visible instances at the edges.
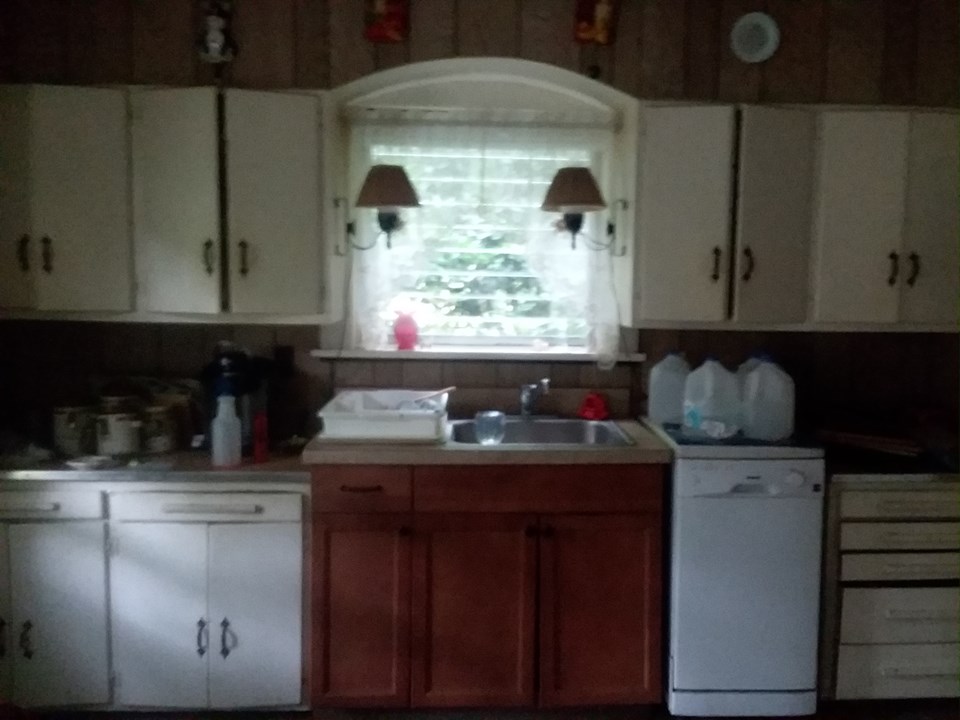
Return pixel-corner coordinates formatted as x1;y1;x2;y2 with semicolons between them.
541;167;626;254
341;165;420;253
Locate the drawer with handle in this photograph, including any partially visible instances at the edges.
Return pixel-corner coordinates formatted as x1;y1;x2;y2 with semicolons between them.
836;643;960;699
841;552;960;582
841;522;960;551
841;588;960;644
312;467;412;512
841;489;959;520
0;490;103;519
110;492;301;522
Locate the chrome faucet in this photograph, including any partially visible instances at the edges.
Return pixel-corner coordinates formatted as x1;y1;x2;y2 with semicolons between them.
519;378;550;417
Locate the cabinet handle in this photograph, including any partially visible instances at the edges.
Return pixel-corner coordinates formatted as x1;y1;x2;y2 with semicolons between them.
741;247;755;282
196;618;208;657
906;252;920;287
238;239;249;276
0;617;6;658
542;525;555;538
161;503;263;515
16;235;29;272
203;239;215;275
525;525;538;538
887;251;900;286
41;236;52;273
398;526;412;537
710;246;721;282
885;608;954;622
220;618;235;658
339;484;383;494
19;620;32;659
1;502;61;514
881;665;957;679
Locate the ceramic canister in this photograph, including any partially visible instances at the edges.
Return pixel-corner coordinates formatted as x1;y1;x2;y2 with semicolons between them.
97;413;141;456
52;406;97;457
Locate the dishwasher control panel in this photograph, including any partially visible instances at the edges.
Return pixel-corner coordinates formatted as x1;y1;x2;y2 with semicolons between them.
675;458;825;498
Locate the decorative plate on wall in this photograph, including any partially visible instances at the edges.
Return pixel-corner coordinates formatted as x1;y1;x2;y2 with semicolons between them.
730;12;780;64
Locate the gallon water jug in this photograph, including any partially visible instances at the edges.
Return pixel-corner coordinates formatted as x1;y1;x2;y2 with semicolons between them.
742;360;795;441
648;353;690;425
736;355;763;392
682;359;741;439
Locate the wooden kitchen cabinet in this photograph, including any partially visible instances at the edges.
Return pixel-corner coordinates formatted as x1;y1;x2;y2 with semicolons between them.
733;106;815;323
539;514;661;706
312;465;664;710
0;85;131;312
313;513;412;707
899;112;960;325
410;514;537;707
634;105;735;322
130;88;323;315
110;493;303;709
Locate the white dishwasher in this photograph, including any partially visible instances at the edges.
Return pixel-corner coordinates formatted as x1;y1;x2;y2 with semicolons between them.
658;426;825;717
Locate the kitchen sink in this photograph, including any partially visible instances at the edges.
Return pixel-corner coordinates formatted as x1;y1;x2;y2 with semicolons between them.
449;418;633;447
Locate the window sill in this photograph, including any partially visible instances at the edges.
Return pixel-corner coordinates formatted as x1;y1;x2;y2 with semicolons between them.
309;348;647;363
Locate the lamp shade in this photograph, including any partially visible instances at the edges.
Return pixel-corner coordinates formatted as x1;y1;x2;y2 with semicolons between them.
541;167;607;212
356;165;420;209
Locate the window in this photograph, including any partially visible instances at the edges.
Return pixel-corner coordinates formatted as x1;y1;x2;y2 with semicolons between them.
349;123;618;354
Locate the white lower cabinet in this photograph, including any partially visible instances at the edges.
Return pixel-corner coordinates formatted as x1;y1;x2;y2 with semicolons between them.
110;493;303;709
0;520;110;707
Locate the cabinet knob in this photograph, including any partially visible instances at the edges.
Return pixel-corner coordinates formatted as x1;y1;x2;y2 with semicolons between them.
196;618;208;657
887;251;900;286
16;235;29;272
398;526;412;537
542;526;555;538
906;252;920;287
238;239;250;276
0;617;6;658
710;246;721;282
203;239;215;275
741;247;755;282
41;236;53;274
19;620;33;660
524;525;538;538
220;617;233;658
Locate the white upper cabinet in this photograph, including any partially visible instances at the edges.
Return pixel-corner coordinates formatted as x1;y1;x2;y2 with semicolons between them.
226;90;323;315
899;112;959;325
634;105;735;322
734;106;815;323
0;85;132;312
132;88;220;314
812;111;910;324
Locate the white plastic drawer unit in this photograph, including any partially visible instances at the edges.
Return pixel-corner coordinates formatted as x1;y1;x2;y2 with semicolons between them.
840;489;960;519
0;490;103;519
841;552;960;582
836;643;960;699
841;588;960;644
841;522;960;551
109;493;302;523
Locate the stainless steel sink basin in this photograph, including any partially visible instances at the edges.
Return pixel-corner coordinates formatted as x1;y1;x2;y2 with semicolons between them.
449;418;633;447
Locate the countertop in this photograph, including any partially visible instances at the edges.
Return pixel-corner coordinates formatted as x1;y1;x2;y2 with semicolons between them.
301;420;672;465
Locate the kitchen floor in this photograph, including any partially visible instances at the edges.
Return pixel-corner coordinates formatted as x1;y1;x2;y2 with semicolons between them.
38;700;960;719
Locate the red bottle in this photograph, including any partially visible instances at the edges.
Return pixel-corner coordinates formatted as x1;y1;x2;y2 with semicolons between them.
393;312;418;350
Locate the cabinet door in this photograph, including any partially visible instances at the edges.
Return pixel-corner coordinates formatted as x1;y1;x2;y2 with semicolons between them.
30;86;132;311
900;112;960;325
226;90;322;315
539;515;661;706
132;88;220;314
9;521;109;707
208;522;303;708
0;525;10;703
635;105;735;322
411;514;536;707
734;106;815;323
0;86;35;309
314;514;411;707
812;111;909;323
112;523;208;708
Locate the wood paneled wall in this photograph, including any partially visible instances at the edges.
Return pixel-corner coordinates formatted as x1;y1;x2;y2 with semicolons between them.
0;0;956;106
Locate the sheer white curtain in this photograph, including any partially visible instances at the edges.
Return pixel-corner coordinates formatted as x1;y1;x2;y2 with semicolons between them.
347;121;620;365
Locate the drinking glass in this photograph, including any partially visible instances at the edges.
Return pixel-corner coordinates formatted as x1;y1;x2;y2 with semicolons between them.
474;410;506;446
